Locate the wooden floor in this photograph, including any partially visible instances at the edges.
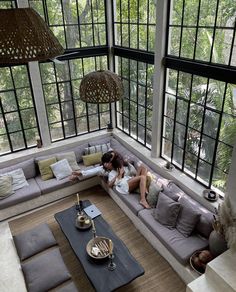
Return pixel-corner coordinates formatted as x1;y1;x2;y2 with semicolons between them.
9;185;186;292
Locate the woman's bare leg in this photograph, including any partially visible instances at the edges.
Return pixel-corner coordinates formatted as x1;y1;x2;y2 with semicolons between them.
136;164;148;176
128;175;150;209
136;164;150;193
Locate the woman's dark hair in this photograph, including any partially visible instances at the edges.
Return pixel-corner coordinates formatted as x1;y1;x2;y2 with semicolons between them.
101;151;127;170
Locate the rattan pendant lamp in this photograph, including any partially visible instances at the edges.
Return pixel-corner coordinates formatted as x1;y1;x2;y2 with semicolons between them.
0;8;64;64
80;70;124;129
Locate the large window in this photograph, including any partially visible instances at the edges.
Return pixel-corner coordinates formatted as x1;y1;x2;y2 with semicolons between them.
113;0;155;148
169;0;236;66
29;0;107;49
113;0;156;52
162;0;236;192
40;56;109;142
162;69;236;192
0;1;16;8
0;65;40;156
116;57;154;148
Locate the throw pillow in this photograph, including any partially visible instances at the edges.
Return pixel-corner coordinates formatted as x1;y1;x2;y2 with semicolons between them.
84;143;111;155
3;168;29;191
50;159;72;180
0;176;14;199
176;196;201;237
56;151;80;171
38;157;57;181
162;185;180;201
126;162;137;177
152;192;181;229
82;152;103;166
13;223;57;261
146;181;163;208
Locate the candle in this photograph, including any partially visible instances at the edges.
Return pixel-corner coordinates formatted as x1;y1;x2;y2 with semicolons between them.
108;239;113;255
76;193;80;204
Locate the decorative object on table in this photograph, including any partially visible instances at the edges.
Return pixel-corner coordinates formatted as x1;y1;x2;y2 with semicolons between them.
91;219;96;238
75;193;83;213
79;70;124;130
86;236;113;260
202;189;218;202
75;214;92;230
190;250;213;275
0;8;64;64
209;194;236;256
108;239;116;271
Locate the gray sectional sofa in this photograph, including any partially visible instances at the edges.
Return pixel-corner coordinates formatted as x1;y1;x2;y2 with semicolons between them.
0;135;214;284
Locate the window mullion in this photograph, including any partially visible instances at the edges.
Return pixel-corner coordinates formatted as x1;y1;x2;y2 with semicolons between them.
151;0;168;157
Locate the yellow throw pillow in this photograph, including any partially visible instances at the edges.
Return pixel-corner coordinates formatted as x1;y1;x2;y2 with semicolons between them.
38;157;57;180
82;152;103;166
0;176;14;199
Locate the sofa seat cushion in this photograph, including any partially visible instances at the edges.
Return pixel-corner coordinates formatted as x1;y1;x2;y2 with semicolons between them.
113;188;144;215
138;209;209;265
0;158;36;179
0;178;41;210
21;248;71;292
35;175;77;195
13;223;57;261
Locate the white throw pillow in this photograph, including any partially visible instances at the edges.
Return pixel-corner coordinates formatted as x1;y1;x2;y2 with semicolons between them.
84;143;111;155
2;168;29;191
50;159;72;180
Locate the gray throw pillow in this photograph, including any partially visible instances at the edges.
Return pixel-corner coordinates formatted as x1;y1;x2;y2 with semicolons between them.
21;248;71;292
162;185;180;201
152;192;181;229
13;223;57;260
176;196;201;237
146;181;163;208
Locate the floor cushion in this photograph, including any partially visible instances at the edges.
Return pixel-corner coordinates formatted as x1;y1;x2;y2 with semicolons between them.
54;281;78;292
21;248;71;292
13;223;57;261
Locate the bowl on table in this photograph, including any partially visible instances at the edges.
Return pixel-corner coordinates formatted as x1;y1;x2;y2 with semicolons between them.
86;236;113;260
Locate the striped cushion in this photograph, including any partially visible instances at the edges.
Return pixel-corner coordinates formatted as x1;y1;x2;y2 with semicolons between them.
84;143;111;155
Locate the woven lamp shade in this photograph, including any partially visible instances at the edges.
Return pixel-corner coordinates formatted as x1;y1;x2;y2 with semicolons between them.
80;70;124;104
0;8;64;64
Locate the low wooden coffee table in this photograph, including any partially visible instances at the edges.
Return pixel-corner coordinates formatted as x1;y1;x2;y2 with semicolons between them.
55;200;144;292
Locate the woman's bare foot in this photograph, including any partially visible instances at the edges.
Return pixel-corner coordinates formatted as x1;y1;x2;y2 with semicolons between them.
140;199;151;209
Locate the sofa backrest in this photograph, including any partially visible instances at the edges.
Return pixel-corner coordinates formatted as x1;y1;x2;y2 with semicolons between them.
0;158;36;179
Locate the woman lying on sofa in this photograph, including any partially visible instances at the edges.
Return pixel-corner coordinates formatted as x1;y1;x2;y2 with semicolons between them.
70;150;151;209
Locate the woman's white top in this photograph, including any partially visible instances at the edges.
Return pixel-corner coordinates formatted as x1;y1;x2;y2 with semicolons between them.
108;167;132;195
